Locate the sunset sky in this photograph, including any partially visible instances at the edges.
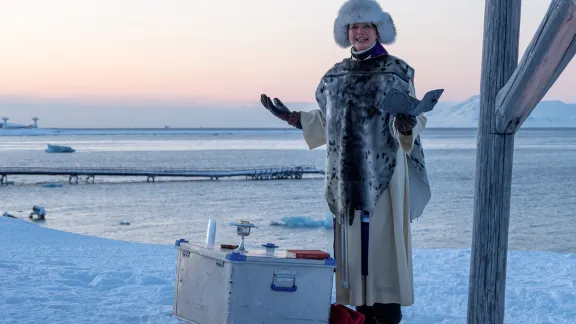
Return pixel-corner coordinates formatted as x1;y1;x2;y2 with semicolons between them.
0;0;574;105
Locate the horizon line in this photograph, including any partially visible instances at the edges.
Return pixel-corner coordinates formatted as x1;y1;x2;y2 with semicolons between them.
3;126;576;130
1;94;575;106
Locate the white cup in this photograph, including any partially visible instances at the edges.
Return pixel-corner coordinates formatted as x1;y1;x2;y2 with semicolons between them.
205;218;216;249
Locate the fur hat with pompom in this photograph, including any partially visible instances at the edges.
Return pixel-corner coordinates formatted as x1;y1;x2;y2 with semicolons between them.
333;0;396;48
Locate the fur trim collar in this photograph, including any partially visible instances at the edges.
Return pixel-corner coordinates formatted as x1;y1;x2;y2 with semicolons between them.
333;0;396;48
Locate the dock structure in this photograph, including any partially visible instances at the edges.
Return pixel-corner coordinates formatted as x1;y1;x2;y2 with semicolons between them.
0;165;324;185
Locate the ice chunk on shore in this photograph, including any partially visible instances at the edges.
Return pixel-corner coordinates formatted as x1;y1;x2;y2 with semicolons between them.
45;144;75;153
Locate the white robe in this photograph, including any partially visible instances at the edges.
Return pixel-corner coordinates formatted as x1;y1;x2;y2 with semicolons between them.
299;84;427;307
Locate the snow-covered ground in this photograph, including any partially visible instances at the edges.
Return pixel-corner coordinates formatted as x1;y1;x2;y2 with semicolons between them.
1;216;575;324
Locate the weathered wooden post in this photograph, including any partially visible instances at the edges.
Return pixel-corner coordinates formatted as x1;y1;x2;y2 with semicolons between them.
468;0;576;323
467;2;521;323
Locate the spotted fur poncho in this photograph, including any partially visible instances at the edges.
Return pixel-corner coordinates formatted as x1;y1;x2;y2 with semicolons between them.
315;54;430;226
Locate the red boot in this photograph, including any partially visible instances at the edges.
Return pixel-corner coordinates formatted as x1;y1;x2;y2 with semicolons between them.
330;304;365;324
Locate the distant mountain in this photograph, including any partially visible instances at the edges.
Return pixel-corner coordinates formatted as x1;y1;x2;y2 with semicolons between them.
1;95;574;128
426;96;576;128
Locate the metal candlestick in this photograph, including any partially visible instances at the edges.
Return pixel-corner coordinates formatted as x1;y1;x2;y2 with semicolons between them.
229;221;257;253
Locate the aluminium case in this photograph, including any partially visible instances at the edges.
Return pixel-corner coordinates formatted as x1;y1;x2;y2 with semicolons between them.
173;239;336;324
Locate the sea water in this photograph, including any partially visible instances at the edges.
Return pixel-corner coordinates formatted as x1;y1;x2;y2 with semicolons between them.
1;128;576;253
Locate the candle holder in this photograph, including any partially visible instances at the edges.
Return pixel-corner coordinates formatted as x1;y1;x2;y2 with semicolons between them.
229;221;258;253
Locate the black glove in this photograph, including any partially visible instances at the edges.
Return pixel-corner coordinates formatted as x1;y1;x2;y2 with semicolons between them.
394;113;417;135
260;94;302;129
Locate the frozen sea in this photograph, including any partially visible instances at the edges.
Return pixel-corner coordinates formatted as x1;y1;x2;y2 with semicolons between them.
1;127;576;253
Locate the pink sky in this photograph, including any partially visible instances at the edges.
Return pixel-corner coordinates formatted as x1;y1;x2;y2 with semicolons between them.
1;0;574;104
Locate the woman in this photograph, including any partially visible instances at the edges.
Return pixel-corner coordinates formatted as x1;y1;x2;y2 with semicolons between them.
261;1;434;323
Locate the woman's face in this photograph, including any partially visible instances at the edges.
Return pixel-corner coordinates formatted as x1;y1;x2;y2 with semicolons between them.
348;23;378;51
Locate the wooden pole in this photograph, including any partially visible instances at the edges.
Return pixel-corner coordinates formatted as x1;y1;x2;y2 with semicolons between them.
495;0;576;134
467;1;521;324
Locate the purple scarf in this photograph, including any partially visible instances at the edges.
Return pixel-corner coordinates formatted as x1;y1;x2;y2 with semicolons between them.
351;42;388;61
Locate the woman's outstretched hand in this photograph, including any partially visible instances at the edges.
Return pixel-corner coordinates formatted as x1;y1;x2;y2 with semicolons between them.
260;94;302;129
261;94;291;119
394;113;417;135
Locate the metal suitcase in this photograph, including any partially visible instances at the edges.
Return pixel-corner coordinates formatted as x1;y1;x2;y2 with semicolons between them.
173;239;335;324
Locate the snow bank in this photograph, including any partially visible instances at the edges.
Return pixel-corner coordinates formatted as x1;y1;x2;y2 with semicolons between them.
0;217;178;324
1;217;575;324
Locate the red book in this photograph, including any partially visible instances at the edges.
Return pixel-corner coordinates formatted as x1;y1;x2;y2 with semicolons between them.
286;250;330;260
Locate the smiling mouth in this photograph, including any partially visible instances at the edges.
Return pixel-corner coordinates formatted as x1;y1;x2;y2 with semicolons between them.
355;37;369;42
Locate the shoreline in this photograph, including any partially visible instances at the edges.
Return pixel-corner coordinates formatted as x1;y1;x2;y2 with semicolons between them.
1;126;573;137
0;127;303;136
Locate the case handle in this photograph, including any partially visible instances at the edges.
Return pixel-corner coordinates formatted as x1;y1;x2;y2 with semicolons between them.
271;272;297;292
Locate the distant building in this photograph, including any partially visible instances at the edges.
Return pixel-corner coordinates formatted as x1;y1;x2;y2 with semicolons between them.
0;117;37;129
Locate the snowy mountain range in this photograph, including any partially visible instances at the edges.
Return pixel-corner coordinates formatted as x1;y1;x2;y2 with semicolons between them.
426;96;576;128
1;95;575;128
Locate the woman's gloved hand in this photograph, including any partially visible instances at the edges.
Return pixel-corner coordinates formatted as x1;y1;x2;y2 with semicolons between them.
260;94;302;129
394;113;417;135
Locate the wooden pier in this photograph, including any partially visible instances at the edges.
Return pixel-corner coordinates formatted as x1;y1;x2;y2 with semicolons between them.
0;165;324;185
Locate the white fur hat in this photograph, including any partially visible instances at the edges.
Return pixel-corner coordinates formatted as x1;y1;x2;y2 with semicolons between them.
333;0;396;48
